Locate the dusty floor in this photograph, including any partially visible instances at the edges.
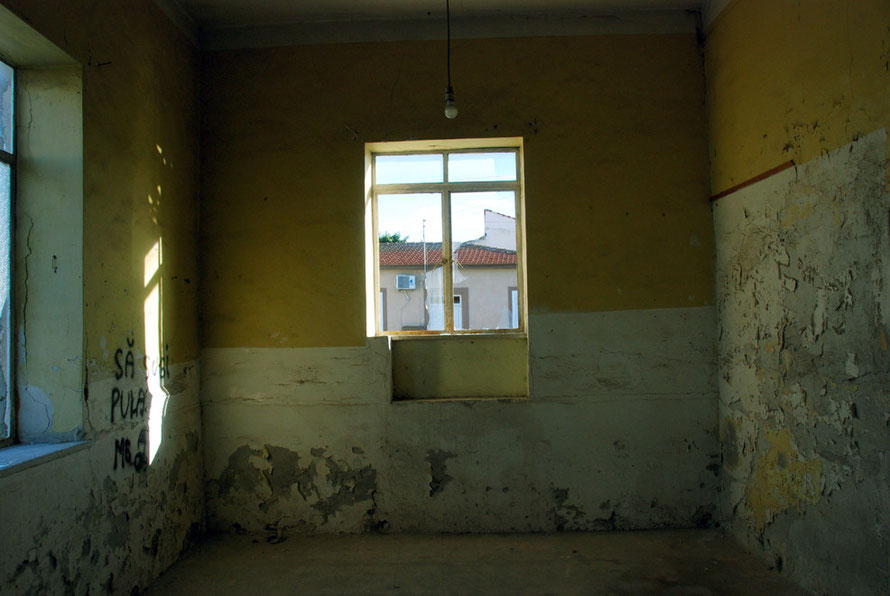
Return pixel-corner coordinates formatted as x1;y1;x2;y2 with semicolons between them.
145;529;806;595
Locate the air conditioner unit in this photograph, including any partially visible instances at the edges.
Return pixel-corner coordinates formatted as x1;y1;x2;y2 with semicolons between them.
395;274;416;290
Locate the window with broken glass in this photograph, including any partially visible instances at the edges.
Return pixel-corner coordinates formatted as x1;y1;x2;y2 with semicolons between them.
371;143;525;334
0;59;14;445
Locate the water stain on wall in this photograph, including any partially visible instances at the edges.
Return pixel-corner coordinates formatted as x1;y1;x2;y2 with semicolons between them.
426;449;456;497
207;444;379;532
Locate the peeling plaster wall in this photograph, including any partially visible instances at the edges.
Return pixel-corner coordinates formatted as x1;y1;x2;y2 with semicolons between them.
714;130;890;595
199;28;717;537
707;1;890;592
0;363;203;594
202;308;718;534
0;0;204;593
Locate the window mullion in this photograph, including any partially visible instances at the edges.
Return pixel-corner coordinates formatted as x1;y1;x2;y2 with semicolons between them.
376;181;518;194
514;150;524;332
442;153;454;332
514;183;524;333
372;189;382;334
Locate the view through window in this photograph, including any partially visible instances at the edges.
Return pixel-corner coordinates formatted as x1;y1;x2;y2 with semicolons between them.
0;59;13;443
371;142;524;334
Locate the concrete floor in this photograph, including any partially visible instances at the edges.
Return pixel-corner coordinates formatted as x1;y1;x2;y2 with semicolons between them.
145;529;807;595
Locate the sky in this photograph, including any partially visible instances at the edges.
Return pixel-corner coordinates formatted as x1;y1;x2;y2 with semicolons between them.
376;152;516;243
377;191;515;243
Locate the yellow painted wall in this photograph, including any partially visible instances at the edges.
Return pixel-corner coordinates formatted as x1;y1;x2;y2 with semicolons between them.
705;0;890;194
0;0;201;367
201;34;712;348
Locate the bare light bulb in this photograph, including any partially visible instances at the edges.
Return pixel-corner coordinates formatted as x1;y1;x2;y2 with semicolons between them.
444;86;458;119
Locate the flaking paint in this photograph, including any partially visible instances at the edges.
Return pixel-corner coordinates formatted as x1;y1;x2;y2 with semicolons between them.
705;0;890;195
202;308;719;534
744;427;822;534
712;128;890;593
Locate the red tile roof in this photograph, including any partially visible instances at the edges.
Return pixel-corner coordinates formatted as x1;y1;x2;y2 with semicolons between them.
379;242;515;267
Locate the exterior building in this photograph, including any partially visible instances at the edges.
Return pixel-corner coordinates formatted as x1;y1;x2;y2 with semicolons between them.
378;211;518;331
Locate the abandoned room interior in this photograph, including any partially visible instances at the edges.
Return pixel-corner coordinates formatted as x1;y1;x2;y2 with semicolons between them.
0;0;887;593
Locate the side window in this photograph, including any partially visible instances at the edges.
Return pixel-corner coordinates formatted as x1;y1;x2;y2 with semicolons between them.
0;59;12;444
0;7;84;444
370;140;525;335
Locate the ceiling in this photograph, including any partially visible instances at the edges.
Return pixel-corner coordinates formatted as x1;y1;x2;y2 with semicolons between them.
156;0;707;49
172;0;702;30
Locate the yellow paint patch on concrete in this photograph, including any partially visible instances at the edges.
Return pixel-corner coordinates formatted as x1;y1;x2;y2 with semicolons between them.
745;428;822;533
705;0;890;195
779;202;816;230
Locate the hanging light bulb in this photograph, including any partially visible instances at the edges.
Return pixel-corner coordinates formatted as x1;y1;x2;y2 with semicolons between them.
443;0;458;119
444;85;458;119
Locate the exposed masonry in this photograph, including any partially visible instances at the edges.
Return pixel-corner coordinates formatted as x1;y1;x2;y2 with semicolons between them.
713;129;890;595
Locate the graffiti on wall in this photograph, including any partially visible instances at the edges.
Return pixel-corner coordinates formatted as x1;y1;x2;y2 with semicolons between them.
110;335;169;472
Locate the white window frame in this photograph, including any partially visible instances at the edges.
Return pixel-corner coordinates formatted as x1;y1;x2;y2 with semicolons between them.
365;138;526;337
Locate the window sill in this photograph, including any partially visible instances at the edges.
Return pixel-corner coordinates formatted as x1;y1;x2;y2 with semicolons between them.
389;333;529;401
393;395;529;403
0;441;88;479
386;331;527;341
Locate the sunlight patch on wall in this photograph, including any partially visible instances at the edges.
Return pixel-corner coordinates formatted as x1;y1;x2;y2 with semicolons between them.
144;238;168;465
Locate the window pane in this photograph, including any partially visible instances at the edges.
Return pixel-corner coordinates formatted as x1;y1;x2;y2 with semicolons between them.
447;152;516;182
377;193;443;331
375;154;443;184
0;162;9;438
0;61;12;154
451;191;516;244
423;266;445;331
451;192;518;330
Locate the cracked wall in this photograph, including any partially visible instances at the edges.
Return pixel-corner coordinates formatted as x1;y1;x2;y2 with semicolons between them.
14;65;84;442
707;1;890;593
0;0;204;593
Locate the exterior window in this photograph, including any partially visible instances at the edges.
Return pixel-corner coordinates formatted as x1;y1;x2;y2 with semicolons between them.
378;289;387;331
369;140;525;334
0;14;83;445
0;59;12;445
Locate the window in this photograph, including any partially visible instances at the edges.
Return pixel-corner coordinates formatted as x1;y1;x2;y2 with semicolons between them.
0;11;83;444
367;139;526;336
0;59;12;445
